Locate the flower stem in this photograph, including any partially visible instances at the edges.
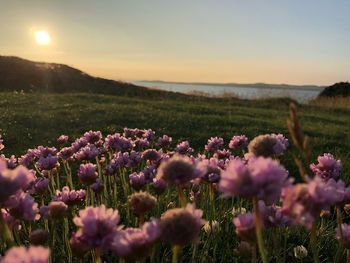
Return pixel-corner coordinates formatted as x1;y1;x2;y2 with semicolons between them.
177;186;186;207
172;245;181;263
0;212;14;248
94;249;101;263
310;223;320;263
252;198;268;263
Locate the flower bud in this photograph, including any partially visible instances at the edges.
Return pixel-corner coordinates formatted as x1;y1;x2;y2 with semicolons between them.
30;229;49;245
48;201;68;219
294;245;308;259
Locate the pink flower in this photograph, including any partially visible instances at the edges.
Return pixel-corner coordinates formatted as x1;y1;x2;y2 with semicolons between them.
1;246;50;263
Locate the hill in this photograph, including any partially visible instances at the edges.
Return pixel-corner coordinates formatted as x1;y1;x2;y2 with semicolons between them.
0;56;183;98
318;82;350;97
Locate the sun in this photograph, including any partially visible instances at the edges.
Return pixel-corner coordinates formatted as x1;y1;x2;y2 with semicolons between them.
35;31;50;45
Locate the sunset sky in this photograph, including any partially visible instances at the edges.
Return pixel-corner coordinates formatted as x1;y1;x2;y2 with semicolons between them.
1;0;349;85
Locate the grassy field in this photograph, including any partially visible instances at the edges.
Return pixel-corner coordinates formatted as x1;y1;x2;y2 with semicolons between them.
1;91;350;262
0;91;349;179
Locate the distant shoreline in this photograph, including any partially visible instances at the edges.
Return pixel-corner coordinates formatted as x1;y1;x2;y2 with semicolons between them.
135;80;325;91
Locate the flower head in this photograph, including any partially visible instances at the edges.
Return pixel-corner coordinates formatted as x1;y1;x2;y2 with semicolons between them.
77;163;98;185
57;135;69;144
205;137;224;152
53;186;85;205
248;134;288;157
156;154;199;186
233;212;256;244
310;153;342;180
128;192;157;216
1;246;50;263
336;223;350;249
111;219;160;260
160;204;205;246
229;135;249;150
73;205;120;250
219;157;288;204
175;141;193;155
129;172;146;191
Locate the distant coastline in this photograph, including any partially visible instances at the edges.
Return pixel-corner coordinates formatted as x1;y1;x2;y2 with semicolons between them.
135;80;325;91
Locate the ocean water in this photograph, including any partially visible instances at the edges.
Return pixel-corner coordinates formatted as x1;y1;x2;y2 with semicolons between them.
133;81;322;103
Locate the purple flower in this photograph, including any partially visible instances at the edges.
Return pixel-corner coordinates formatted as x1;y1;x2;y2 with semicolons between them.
78;163;98;185
58;147;75;161
19;149;36;166
1;246;50;263
248;134;288;157
105;133;133;152
336;224;350;249
310;153;342;180
134;138;150;150
160;204;206;246
53;186;86;205
4;192;39;221
128;192;157;216
0;161;35;202
1;208;21;230
258;201;291;228
281;177;344;229
75;144;99;161
233;212;256;243
29;177;50;195
175;141;193;155
57;135;69;144
73;205;120;250
91;178;104;194
214;149;231;159
229;135;249;150
205;137;224;152
1;154;18;169
142;149;161;163
219;157;288;204
39;205;49;219
111;219;160;260
129;172;146;191
48;201;68;218
71;137;89;152
142;129;156;141
151;178;167;195
125;152;140;168
196;158;221;183
34;146;57;158
123;128;140;138
270;134;289;155
83;130;102;144
36;154;59;170
156;154;200;186
156;135;172;149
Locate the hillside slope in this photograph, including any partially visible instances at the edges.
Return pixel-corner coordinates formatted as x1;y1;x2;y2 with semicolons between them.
0;56;180;97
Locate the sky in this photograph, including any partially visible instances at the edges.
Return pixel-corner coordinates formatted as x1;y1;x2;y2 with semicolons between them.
1;0;349;85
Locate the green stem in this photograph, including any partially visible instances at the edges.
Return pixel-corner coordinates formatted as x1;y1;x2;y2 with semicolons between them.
310;223;320;263
177;186;186;207
0;212;14;248
172;245;181;263
94;249;102;263
252;198;268;263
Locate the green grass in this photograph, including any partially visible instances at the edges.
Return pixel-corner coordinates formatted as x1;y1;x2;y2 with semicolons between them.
1;91;349;180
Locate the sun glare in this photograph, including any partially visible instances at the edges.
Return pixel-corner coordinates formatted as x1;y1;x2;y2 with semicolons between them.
35;31;50;45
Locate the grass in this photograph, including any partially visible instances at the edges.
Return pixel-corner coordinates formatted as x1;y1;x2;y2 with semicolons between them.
0;91;349;180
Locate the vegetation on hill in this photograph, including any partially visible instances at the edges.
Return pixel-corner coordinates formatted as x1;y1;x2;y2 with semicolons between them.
319;82;350;97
